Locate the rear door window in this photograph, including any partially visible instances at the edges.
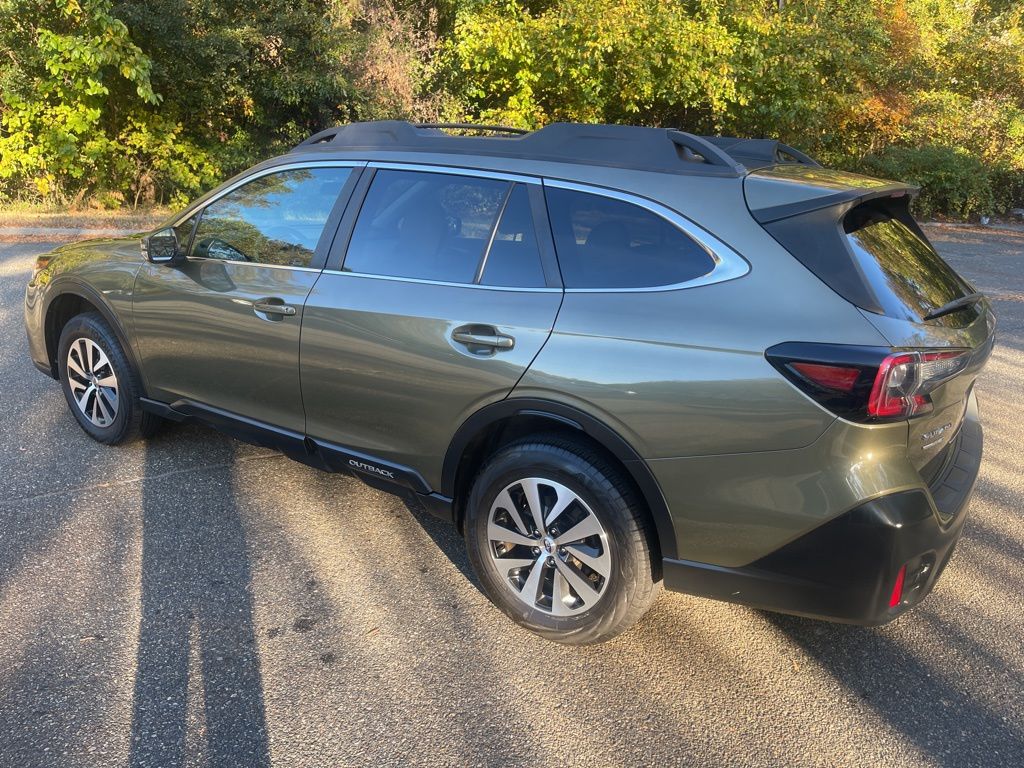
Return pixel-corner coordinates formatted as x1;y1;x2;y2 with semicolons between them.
344;169;508;284
844;206;976;325
544;186;715;289
479;184;546;288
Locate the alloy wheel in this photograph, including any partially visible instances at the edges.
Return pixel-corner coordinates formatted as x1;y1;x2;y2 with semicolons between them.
486;477;611;616
66;338;119;428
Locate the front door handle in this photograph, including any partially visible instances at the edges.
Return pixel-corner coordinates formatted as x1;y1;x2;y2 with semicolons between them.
253;301;296;317
451;325;515;353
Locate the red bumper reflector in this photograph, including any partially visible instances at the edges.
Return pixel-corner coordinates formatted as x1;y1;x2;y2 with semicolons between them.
889;565;907;608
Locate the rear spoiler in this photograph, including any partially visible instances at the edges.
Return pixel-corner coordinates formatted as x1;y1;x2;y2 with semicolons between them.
744;166;919;225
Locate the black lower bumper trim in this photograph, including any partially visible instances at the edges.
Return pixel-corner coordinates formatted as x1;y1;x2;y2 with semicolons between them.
664;489;965;625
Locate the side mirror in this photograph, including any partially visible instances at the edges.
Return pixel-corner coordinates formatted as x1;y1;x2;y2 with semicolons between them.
142;228;183;264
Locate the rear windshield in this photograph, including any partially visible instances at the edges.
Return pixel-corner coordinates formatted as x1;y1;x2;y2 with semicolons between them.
844;206;976;325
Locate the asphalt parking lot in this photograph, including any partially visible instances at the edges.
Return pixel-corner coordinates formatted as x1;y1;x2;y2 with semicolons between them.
0;227;1022;768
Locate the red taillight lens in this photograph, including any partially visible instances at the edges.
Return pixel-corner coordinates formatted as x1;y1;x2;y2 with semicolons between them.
867;352;918;418
766;342;971;423
867;350;969;419
889;565;907;608
789;363;861;392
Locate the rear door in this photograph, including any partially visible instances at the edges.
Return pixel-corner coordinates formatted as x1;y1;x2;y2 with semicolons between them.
299;164;562;487
133;163;360;435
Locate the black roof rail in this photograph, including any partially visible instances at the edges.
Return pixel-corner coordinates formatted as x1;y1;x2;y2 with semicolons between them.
290;121;747;177
415;123;529;136
700;137;821;170
666;131;747;172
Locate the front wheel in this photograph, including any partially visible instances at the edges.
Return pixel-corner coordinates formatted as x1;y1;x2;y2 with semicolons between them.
57;312;161;445
465;435;660;644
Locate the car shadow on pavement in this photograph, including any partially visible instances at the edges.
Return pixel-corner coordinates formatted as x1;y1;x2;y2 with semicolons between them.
129;438;270;767
404;495;1024;762
401;497;480;588
766;612;1024;762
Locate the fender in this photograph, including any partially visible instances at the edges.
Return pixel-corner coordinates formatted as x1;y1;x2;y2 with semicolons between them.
43;277;145;392
442;398;678;560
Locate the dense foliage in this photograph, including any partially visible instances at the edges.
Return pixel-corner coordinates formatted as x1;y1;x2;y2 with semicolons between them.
2;0;1022;217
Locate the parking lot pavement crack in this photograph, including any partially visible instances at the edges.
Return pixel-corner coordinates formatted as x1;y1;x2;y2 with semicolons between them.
0;451;283;508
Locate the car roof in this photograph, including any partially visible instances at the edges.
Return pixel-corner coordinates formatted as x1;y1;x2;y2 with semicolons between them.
287;121;822;179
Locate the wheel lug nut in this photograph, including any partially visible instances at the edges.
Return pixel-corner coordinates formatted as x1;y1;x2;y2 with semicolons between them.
532;547;540;555
558;547;567;557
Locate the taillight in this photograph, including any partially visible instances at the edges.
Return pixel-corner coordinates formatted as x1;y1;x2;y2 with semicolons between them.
867;350;969;419
789;363;861;392
766;342;970;422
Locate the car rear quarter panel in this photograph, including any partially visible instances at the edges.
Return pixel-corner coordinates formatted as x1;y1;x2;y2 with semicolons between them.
511;169;906;566
515;171;891;459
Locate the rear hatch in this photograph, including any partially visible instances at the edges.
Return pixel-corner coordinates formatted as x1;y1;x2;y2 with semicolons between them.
748;166;995;473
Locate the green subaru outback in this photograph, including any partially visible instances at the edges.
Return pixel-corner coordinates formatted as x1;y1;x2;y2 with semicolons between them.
24;122;993;644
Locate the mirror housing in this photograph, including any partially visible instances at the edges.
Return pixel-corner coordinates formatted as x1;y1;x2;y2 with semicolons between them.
142;228;183;264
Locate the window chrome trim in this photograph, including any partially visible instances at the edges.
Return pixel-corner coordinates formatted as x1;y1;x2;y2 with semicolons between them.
188;260;323;273
320;269;561;293
542;178;751;293
172;160;366;230
474;183;515;284
366;161;540;186
172;160;366;271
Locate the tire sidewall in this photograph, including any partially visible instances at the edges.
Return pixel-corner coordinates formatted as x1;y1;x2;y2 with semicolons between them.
57;314;132;443
465;442;644;638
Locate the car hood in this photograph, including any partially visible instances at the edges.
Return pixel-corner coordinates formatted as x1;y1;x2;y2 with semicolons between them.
31;235;146;287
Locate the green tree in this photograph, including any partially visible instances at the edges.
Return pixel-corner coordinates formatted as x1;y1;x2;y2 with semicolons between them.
435;0;741;129
0;0;215;204
113;0;361;172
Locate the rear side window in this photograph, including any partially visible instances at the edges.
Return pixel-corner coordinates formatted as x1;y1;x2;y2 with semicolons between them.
191;167;351;267
544;187;715;289
344;170;508;284
844;206;976;324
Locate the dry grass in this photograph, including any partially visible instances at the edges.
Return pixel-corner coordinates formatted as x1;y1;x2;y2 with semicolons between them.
0;206;171;232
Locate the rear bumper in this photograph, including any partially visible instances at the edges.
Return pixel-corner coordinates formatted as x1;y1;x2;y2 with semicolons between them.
663;411;982;625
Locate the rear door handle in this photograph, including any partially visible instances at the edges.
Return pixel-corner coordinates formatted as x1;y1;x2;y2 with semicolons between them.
451;325;515;352
253;301;296;317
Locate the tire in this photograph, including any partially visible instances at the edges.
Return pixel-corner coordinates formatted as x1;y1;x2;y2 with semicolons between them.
465;434;661;644
57;311;161;445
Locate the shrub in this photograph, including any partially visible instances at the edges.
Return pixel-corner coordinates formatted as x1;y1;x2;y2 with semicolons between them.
859;146;1005;220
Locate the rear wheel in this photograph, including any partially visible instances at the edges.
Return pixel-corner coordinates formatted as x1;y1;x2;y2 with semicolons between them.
57;312;161;444
465;434;660;644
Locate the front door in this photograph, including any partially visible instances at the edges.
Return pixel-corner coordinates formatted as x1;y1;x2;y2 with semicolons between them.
133;164;359;434
300;166;563;488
